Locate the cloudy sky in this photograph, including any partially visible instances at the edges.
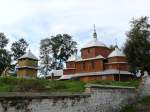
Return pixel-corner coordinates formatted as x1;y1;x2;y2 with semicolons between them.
0;0;150;57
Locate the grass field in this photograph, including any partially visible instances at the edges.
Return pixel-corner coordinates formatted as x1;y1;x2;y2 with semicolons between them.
0;77;140;92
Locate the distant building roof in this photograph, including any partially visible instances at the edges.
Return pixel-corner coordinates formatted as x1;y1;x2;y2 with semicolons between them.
18;50;38;60
46;70;63;77
108;47;125;58
67;54;78;62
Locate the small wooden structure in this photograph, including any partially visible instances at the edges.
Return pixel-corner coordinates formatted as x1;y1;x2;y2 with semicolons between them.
16;50;38;78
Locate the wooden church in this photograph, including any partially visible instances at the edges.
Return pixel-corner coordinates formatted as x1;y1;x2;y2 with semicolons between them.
60;26;134;82
16;50;38;78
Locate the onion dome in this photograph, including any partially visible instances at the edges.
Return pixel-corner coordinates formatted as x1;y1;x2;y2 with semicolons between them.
82;25;107;49
108;47;125;58
18;50;38;60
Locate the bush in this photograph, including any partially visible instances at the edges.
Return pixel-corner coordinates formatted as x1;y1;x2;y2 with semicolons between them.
120;106;136;112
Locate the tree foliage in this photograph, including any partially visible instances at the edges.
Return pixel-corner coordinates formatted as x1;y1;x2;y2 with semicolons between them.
40;38;52;77
0;49;11;75
50;34;77;69
109;45;117;52
124;17;150;74
11;38;29;60
40;34;77;76
0;33;8;49
0;33;11;75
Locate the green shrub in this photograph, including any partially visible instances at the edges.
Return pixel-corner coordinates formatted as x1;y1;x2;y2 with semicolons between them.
120;106;136;112
139;96;150;105
93;80;139;87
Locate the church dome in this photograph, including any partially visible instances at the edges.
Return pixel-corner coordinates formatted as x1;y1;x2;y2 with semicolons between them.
108;47;125;58
81;25;107;49
82;38;106;49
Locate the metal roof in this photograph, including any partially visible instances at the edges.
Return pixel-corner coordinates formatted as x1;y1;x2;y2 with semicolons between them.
18;50;38;60
82;38;107;49
46;70;63;77
108;48;125;58
100;69;132;75
59;69;133;80
77;55;104;62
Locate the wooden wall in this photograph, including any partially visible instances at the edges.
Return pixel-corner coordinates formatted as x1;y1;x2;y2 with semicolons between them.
75;59;104;73
108;57;127;63
18;59;38;67
79;75;114;82
104;63;129;71
66;61;76;68
63;68;76;75
17;68;37;78
81;47;110;59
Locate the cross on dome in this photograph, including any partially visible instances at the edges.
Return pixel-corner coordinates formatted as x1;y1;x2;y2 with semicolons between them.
93;24;97;39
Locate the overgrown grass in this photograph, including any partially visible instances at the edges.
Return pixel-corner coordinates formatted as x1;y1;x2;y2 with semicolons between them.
91;80;140;88
0;77;85;92
0;77;139;92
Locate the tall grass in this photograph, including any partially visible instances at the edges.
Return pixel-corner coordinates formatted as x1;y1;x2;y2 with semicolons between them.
0;77;139;92
0;77;85;92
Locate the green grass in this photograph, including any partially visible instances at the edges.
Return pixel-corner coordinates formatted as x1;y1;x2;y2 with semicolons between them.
0;77;139;92
120;96;150;112
0;77;85;92
91;80;140;88
139;96;150;105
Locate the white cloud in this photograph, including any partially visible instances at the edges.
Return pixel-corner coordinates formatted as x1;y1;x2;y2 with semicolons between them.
0;0;150;57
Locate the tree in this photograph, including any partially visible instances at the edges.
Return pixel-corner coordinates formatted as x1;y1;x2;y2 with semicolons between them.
109;45;117;52
0;33;8;49
40;38;52;77
124;17;150;74
40;34;77;76
0;33;11;75
50;34;77;69
11;38;29;61
0;49;11;75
